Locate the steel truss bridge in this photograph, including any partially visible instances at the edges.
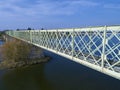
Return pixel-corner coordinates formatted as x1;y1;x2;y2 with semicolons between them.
6;25;120;80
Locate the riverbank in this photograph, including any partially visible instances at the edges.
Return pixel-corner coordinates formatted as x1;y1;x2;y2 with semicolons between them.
0;41;51;69
0;56;50;69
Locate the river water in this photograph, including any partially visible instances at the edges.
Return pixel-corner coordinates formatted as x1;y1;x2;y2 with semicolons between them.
0;40;4;45
0;41;120;90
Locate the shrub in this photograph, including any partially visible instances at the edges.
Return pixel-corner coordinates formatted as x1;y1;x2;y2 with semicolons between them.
2;39;32;63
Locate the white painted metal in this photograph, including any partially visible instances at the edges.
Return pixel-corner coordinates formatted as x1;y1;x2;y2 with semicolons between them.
6;25;120;80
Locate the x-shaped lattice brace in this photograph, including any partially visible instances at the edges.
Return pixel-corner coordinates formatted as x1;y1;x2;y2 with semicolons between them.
6;26;120;80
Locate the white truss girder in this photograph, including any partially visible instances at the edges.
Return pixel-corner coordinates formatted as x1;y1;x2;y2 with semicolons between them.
6;25;120;80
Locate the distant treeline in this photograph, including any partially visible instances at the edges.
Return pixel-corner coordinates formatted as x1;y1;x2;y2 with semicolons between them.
16;27;44;31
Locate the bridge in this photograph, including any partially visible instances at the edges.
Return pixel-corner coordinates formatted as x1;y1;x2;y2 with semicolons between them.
6;25;120;80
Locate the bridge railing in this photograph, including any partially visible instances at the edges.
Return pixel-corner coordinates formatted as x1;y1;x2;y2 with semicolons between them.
6;26;120;80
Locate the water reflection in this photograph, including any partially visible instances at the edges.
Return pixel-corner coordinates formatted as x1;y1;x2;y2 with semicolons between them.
2;64;53;90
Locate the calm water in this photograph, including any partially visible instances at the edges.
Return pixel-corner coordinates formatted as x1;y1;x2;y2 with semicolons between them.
0;41;120;90
0;40;4;45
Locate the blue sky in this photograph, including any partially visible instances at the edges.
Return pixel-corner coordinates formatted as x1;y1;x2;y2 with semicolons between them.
0;0;120;30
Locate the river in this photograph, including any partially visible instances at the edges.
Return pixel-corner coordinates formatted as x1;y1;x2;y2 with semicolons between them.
0;40;4;45
0;40;120;90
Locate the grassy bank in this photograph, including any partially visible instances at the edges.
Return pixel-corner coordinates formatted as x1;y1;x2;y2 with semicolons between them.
0;39;50;69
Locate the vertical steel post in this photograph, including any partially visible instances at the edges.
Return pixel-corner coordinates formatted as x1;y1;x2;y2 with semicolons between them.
101;26;107;70
13;31;15;37
39;30;41;45
56;29;58;52
72;29;75;59
32;30;35;43
30;30;32;43
46;30;48;48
